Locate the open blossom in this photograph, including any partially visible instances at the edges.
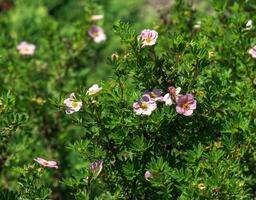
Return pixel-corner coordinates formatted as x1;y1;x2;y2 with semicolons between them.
248;46;256;58
90;14;104;21
90;160;103;177
163;86;181;106
86;84;102;96
88;25;106;43
139;29;158;48
34;157;58;169
64;93;82;114
133;94;157;116
176;94;197;116
145;89;163;102
144;170;152;180
245;20;253;30
17;41;36;55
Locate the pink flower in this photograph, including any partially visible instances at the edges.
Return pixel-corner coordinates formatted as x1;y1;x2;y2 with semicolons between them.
90;160;103;177
34;157;58;169
138;29;158;48
88;25;106;43
145;89;163;102
17;41;36;55
64;93;82;114
86;84;102;96
176;94;197;116
248;46;256;58
133;94;157;116
144;170;152;180
90;15;104;21
163;86;181;106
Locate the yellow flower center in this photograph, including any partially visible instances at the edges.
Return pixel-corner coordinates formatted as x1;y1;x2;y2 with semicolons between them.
23;47;30;52
182;102;190;110
72;101;78;108
141;102;148;109
150;93;157;99
92;31;99;37
145;37;152;43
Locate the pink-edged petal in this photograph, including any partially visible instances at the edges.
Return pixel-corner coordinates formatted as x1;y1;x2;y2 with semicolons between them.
34;157;47;165
142;109;153;116
183;109;194;116
190;100;197;110
187;94;194;102
66;107;76;114
149;102;157;109
248;48;256;58
176;106;185;114
163;93;173;106
144;170;152;180
134;108;143;115
176;87;181;95
64;98;72;107
176;95;185;105
47;161;57;166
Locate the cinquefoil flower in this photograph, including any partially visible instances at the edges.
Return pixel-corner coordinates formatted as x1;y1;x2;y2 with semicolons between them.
34;157;58;169
86;84;102;96
90;15;104;21
176;94;197;116
248;46;256;58
139;29;158;48
163;86;181;106
144;170;152;180
88;25;106;43
17;41;36;55
145;89;163;102
133;94;157;116
64;93;82;114
90;160;103;177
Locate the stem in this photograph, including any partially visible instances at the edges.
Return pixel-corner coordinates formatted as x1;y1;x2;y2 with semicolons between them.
90;102;128;190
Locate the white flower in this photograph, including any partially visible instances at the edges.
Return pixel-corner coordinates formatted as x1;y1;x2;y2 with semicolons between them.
17;41;36;55
86;84;102;96
133;94;157;116
163;87;181;106
248;46;256;58
138;29;158;48
64;93;82;114
88;25;106;43
245;20;253;30
90;15;104;21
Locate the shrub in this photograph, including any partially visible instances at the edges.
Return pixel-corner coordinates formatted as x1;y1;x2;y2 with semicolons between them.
0;0;255;199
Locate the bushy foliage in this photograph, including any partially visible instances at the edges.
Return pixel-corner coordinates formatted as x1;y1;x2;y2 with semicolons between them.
0;0;255;199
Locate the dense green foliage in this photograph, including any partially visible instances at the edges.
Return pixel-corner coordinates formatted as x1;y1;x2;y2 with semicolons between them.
0;0;255;199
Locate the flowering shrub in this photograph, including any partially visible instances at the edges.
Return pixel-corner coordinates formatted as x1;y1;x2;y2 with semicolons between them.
0;0;256;199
